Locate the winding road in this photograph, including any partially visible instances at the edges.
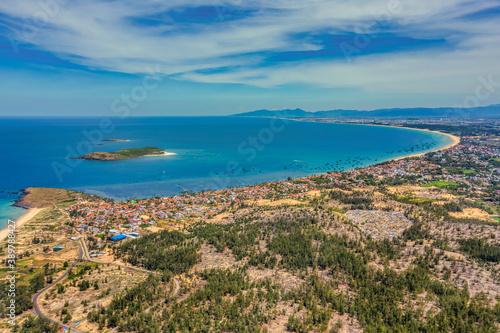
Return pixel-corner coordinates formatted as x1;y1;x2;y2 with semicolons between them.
31;206;180;333
33;238;180;332
80;237;180;295
32;240;85;333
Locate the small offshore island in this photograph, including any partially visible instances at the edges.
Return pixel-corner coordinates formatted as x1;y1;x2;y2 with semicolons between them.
72;147;173;161
2;119;500;333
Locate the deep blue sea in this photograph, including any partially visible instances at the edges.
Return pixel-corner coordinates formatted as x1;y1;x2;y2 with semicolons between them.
0;117;453;229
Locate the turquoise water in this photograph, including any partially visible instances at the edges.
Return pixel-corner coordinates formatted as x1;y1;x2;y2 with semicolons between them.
0;196;26;227
0;117;453;230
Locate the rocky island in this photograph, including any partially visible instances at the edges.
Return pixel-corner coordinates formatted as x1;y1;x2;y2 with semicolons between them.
72;147;172;161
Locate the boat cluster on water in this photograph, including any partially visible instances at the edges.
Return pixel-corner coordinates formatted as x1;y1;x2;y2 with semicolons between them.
66;137;500;240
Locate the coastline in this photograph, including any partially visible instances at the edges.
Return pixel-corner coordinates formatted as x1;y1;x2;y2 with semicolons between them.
288;118;461;163
393;127;460;161
145;151;176;157
0;121;460;212
0;208;43;242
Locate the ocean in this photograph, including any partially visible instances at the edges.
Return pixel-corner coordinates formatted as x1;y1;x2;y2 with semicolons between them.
0;116;453;229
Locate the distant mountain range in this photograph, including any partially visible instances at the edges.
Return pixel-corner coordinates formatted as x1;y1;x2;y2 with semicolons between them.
233;104;500;119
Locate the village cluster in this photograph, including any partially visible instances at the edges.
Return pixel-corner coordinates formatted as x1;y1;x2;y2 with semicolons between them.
66;135;500;241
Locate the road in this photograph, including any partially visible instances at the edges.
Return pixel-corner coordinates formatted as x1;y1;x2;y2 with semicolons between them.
32;206;180;333
80;237;180;295
79;237;155;274
32;240;85;333
173;276;180;296
82;237;181;333
32;239;179;333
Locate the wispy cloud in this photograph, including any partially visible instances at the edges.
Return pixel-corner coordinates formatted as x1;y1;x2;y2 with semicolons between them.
1;0;500;95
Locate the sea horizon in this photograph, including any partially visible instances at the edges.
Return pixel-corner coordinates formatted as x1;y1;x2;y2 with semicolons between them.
3;2;499;331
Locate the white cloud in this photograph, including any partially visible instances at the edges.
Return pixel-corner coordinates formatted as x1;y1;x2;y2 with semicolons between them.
1;0;500;96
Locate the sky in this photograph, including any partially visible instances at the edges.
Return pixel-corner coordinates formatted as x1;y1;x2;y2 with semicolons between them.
0;0;500;116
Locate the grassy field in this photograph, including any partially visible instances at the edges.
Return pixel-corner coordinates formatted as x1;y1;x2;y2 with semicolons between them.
422;181;459;188
490;216;500;222
16;187;82;208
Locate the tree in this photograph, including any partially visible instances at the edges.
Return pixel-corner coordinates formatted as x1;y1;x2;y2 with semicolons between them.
29;273;45;293
21;315;58;333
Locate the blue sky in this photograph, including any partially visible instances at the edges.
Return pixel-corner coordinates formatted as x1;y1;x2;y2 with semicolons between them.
0;0;500;116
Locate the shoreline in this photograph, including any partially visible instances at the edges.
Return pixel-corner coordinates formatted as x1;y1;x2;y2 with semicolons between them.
0;208;43;242
393;127;460;161
144;151;176;157
288;118;461;163
0;121;461;207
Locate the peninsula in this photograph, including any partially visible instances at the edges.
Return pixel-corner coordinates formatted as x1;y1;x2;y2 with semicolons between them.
72;147;173;161
2;121;500;332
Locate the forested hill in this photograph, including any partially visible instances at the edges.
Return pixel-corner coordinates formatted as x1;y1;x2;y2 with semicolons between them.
234;104;500;118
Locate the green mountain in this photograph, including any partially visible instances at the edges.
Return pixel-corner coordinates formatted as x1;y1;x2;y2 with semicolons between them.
234;104;500;118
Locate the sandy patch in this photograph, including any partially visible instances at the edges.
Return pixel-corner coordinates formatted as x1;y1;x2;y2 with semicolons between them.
306;190;322;197
450;208;493;220
145;151;176;156
146;226;163;233
211;212;232;223
194;244;236;271
263;302;298;333
246;267;304;291
387;185;455;200
442;250;465;261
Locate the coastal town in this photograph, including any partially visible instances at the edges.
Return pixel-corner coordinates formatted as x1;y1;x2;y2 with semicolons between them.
4;1;500;331
1;123;500;332
65;130;500;244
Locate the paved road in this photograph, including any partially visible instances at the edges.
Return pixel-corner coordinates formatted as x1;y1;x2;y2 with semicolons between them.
63;206;180;291
32;205;180;332
33;208;180;333
80;237;155;274
32;240;85;333
80;237;180;295
82;237;181;333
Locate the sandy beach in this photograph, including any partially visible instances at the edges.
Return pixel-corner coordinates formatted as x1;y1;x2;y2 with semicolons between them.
0;123;458;243
293;118;462;162
394;127;460;161
145;151;176;157
0;208;43;242
330;122;462;159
